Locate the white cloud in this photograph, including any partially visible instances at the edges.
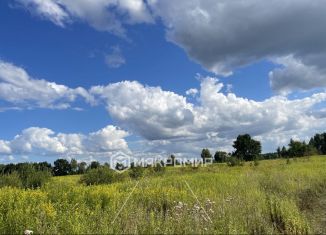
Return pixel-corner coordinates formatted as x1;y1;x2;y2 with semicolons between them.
0;140;11;154
147;0;326;92
85;125;130;152
10;127;67;154
186;88;198;97
17;0;70;27
90;81;195;140
15;0;153;36
1;58;325;155
0;60;94;109
1;75;326;157
91;77;326;154
0;126;130;159
105;46;126;68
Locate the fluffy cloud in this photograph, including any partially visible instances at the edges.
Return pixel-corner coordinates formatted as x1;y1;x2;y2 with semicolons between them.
0;60;94;109
1;76;326;157
84;125;130;152
16;0;153;36
91;77;326;153
147;0;326;92
0;126;130;158
90;81;195;140
0;140;11;154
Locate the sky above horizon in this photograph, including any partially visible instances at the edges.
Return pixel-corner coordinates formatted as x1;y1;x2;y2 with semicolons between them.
1;0;326;163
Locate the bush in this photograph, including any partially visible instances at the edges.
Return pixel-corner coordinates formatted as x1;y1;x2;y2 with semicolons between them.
0;168;52;189
153;162;166;174
0;172;22;188
129;166;144;179
80;167;123;185
146;162;167;176
17;164;52;189
22;170;52;189
227;157;243;167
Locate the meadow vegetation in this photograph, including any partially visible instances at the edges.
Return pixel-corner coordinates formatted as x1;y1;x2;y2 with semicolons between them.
0;156;326;234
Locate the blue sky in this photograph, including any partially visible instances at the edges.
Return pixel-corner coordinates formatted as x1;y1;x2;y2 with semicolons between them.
0;0;326;163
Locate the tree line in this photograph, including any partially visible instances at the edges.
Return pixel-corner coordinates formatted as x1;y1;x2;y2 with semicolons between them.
0;159;104;177
200;132;326;165
1;132;325;179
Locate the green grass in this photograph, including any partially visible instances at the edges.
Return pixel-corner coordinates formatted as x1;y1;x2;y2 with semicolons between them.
1;156;326;234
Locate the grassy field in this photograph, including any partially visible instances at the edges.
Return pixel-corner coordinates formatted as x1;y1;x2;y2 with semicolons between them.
1;157;326;234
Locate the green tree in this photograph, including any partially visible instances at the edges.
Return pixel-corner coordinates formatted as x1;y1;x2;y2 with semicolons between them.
214;151;228;163
305;144;318;156
277;147;281;158
53;159;71;176
288;139;304;157
70;159;78;175
201;149;212;162
34;162;52;171
287;139;313;157
309;133;326;155
233;134;262;161
281;146;288;158
89;161;100;170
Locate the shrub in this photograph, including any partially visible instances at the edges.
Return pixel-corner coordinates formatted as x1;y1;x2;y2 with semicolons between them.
17;164;52;189
80;167;121;185
22;170;52;189
0;168;52;189
0;172;22;188
153;162;166;174
227;157;243;167
129;166;144;179
146;162;167;176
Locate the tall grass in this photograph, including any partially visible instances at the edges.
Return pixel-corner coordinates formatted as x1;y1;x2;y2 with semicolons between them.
0;156;325;234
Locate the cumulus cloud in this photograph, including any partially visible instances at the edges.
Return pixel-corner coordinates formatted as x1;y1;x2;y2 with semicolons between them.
147;0;326;92
91;77;326;154
105;46;126;68
1;58;325;155
269;55;326;94
15;0;153;36
0;126;130;158
0;140;11;154
1;75;326;157
90;81;195;140
0;60;94;109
